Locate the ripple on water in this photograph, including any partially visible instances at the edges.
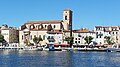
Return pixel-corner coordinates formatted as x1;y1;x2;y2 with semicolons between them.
0;50;120;67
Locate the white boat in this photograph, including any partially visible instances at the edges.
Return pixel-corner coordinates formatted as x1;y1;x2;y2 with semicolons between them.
106;48;120;52
23;46;43;51
106;44;120;52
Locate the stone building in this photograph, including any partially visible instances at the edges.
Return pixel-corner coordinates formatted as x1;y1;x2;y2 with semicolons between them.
19;9;72;47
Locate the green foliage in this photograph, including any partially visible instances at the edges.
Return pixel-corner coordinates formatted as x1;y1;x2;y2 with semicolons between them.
84;36;93;45
64;37;74;44
0;34;4;42
33;36;43;44
104;36;114;45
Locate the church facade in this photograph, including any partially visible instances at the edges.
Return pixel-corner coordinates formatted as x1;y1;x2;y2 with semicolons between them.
19;9;72;47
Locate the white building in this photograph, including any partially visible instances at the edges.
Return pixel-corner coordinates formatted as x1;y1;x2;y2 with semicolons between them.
1;24;19;44
73;28;96;45
19;9;72;47
94;26;120;45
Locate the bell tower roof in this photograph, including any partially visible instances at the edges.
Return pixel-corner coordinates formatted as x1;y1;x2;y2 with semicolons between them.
64;8;72;11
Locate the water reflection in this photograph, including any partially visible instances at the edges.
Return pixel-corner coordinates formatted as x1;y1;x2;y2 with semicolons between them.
0;50;120;67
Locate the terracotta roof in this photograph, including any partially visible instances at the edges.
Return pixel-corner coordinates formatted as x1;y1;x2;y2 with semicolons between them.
95;26;120;28
73;28;95;33
30;28;47;31
64;8;72;11
111;26;117;28
73;28;88;32
25;20;63;24
74;31;95;33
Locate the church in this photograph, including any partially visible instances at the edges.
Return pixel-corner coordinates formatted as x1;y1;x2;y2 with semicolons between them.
19;9;72;47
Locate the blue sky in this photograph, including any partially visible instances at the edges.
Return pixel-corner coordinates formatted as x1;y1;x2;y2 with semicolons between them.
0;0;120;30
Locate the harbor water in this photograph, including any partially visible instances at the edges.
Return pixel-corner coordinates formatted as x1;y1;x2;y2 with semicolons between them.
0;50;120;67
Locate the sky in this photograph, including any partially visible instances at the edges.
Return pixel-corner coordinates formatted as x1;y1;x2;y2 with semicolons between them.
0;0;120;30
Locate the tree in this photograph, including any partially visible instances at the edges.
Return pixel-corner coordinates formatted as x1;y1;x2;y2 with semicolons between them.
64;37;74;47
84;36;93;45
33;36;43;46
104;36;114;45
0;34;4;43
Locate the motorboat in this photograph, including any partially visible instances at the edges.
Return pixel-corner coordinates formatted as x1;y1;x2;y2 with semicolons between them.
106;44;120;52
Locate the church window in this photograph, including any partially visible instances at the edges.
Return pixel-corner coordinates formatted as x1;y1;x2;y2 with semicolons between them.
54;25;56;28
65;16;67;20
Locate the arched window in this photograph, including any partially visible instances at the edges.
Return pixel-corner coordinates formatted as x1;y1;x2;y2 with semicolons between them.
30;24;35;29
38;24;43;29
65;16;67;20
31;26;33;29
54;25;56;28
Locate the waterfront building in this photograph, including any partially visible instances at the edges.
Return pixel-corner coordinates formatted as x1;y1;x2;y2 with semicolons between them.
19;9;72;47
1;24;19;45
94;26;120;45
73;28;96;45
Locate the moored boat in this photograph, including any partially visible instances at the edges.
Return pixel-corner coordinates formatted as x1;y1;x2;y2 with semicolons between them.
23;46;43;51
106;44;120;52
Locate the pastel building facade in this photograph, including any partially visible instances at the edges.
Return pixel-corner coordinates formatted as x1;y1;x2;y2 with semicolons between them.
94;26;120;45
19;9;72;47
73;28;96;45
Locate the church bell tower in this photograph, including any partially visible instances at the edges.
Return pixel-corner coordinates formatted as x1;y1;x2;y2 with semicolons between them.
63;8;72;31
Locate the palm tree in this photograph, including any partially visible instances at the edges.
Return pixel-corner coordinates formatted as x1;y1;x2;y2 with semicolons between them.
64;37;74;47
84;36;93;45
104;36;114;45
33;36;43;46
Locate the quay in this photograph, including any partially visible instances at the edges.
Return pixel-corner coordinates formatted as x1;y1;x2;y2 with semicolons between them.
0;44;119;52
0;47;23;50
